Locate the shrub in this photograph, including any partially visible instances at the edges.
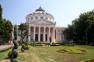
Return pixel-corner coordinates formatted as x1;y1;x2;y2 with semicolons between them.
57;48;87;54
24;45;29;50
12;49;18;58
25;42;29;45
18;40;22;46
21;44;25;52
11;58;17;62
30;41;37;46
13;41;18;49
8;51;12;58
21;48;24;52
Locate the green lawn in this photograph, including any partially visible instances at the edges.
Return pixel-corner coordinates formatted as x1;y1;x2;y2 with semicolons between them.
0;45;94;62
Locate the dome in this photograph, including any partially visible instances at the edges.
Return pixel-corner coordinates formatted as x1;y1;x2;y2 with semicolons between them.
36;7;45;12
26;7;54;22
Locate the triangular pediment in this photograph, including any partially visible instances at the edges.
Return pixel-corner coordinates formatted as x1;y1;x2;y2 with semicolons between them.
30;20;55;25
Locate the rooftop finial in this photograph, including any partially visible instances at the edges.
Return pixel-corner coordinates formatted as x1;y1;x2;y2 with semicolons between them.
36;6;45;12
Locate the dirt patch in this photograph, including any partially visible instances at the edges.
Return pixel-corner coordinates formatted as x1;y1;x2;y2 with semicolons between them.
63;55;80;62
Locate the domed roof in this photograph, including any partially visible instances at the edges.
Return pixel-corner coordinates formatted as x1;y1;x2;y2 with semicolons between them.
36;7;45;12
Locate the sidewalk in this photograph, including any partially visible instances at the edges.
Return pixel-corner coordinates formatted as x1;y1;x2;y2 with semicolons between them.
0;45;13;51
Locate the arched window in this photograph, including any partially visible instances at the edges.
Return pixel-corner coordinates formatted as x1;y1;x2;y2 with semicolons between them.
40;17;44;19
35;16;38;19
45;17;48;20
31;17;33;20
27;18;29;22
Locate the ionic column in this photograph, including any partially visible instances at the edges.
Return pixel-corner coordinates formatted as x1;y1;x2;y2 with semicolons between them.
28;27;31;43
48;27;50;42
38;27;40;42
33;27;35;41
52;28;55;42
43;27;45;42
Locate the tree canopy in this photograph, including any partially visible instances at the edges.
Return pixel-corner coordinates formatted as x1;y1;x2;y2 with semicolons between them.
0;4;13;45
63;10;94;45
19;23;28;44
0;4;2;20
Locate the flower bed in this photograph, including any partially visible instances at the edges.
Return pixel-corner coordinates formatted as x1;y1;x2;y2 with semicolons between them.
81;59;94;62
57;48;88;54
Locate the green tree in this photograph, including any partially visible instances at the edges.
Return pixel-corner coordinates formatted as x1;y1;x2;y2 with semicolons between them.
0;4;2;20
14;25;18;40
63;10;94;45
0;19;13;44
19;23;28;44
0;5;13;45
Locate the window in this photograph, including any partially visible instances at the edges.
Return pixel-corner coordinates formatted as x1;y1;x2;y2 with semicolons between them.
27;18;29;22
31;17;33;20
35;17;38;19
40;17;44;19
46;17;48;20
58;30;60;32
61;30;63;32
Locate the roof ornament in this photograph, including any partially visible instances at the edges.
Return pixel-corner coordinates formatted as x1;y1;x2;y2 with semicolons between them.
36;6;45;12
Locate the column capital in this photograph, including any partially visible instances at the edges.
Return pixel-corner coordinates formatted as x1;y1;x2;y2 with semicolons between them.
43;27;46;29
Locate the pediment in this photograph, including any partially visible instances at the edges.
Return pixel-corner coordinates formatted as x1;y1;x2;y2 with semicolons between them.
30;20;55;25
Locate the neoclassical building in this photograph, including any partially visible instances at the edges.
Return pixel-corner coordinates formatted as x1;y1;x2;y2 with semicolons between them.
26;7;65;43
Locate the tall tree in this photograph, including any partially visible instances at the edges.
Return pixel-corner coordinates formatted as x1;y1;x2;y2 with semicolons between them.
14;25;18;40
19;23;28;44
1;19;13;44
0;5;13;45
0;4;2;20
63;10;94;45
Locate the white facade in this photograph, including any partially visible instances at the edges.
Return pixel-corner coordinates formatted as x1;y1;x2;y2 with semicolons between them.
26;7;65;43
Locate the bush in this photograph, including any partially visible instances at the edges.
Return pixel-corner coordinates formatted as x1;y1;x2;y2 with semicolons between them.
13;41;18;49
89;42;94;46
18;40;22;46
57;48;87;54
30;41;37;46
21;44;24;52
8;51;12;58
24;45;29;50
21;48;24;52
12;49;18;58
25;42;29;45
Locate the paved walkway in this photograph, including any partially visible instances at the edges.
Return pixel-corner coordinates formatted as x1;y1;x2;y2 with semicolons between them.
0;45;13;51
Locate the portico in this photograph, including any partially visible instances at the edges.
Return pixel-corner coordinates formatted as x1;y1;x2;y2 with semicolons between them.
28;26;55;42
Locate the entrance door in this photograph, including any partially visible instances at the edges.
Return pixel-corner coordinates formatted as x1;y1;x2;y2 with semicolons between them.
35;34;38;41
40;34;43;41
45;34;47;41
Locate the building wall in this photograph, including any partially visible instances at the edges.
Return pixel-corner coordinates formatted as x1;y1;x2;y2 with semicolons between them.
56;27;65;42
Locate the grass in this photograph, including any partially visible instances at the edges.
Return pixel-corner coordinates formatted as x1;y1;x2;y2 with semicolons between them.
0;49;11;60
0;45;94;62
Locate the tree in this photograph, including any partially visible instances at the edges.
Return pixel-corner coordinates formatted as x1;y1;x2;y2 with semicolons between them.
19;23;28;44
14;25;18;40
0;5;13;45
63;10;94;45
2;19;13;43
0;19;13;44
0;4;2;20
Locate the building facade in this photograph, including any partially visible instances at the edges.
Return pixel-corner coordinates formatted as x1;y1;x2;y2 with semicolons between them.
26;7;65;43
